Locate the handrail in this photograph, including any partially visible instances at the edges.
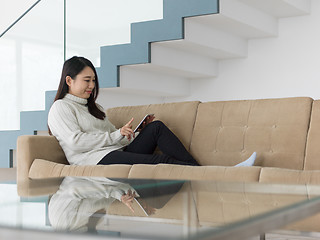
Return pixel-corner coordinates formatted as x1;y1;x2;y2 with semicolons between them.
0;0;42;38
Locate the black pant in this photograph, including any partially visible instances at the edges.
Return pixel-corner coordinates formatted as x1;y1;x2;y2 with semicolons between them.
98;121;199;166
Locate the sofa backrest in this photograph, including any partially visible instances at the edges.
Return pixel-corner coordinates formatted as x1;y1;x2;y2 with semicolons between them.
107;101;200;151
190;97;313;170
304;100;320;170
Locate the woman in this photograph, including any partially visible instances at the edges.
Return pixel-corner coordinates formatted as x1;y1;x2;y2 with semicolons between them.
48;56;201;166
48;56;256;167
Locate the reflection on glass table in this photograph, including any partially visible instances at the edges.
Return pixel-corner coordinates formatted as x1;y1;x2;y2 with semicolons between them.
1;177;320;240
48;177;184;234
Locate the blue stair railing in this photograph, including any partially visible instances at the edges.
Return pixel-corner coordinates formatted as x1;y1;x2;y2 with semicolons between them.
0;0;219;168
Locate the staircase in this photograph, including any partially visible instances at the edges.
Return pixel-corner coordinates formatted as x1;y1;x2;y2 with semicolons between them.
0;0;311;168
98;0;310;99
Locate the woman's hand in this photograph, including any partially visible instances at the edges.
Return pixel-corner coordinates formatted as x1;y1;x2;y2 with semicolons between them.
120;118;135;140
121;190;136;213
136;197;156;215
137;114;155;132
145;114;155;125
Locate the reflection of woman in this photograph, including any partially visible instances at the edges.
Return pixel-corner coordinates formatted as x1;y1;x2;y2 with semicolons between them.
48;177;139;232
49;177;184;232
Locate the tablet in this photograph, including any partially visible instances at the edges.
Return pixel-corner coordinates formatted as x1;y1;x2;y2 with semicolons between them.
134;114;154;132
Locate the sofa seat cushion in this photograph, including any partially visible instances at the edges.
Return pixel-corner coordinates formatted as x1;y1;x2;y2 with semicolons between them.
128;164;261;182
259;167;320;184
29;159;132;179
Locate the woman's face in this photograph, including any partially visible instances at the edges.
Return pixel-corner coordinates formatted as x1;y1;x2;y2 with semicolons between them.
66;66;96;99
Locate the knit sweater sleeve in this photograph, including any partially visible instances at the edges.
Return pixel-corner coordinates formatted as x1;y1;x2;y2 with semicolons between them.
48;101;124;152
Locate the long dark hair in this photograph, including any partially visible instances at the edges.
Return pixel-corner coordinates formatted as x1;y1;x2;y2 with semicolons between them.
49;56;105;135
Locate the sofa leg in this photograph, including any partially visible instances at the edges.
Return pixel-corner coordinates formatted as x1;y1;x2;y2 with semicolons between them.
260;233;266;240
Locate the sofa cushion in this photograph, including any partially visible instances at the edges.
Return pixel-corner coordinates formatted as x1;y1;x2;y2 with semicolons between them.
304;100;320;170
190;97;313;169
128;164;261;182
107;101;200;150
29;159;132;179
259;167;320;184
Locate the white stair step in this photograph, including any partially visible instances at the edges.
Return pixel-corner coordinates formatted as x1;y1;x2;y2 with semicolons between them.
194;0;279;39
158;18;248;59
117;43;218;83
239;0;311;17
150;43;218;77
119;65;190;97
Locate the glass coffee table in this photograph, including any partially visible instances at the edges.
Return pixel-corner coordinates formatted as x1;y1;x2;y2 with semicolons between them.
1;177;320;240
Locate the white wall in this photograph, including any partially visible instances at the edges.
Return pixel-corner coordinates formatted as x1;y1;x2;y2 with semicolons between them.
0;0;38;34
0;0;162;130
0;0;64;130
4;0;320;131
166;0;320;103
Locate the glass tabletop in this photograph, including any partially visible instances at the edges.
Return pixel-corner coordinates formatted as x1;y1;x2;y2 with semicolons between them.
1;177;320;240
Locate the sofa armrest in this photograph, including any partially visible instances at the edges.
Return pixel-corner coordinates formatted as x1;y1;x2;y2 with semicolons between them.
17;135;68;182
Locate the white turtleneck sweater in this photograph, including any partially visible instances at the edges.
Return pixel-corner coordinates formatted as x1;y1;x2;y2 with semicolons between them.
48;94;133;165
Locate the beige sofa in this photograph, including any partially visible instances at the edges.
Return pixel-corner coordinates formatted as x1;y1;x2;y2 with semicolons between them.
16;97;320;232
17;97;320;182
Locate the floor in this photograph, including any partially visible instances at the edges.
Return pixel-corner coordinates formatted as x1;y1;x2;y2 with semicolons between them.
0;168;319;240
